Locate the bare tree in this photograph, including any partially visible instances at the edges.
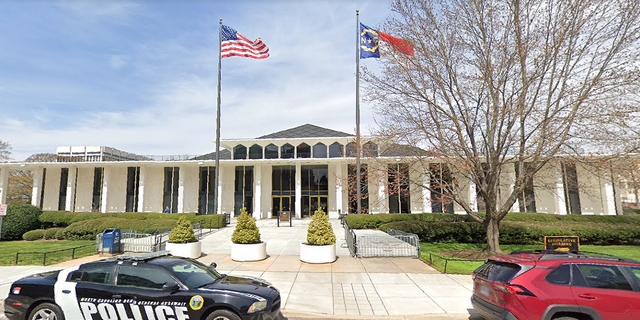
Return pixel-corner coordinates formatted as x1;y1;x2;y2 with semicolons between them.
6;153;58;204
365;0;640;252
0;140;11;162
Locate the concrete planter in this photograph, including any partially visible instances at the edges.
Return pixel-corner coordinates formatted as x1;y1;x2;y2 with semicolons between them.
166;241;202;259
231;242;267;261
300;243;336;263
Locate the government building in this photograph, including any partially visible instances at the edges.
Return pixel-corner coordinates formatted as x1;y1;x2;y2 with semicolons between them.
0;124;622;219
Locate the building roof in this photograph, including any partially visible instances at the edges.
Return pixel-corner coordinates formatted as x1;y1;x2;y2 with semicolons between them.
257;124;353;139
192;149;232;161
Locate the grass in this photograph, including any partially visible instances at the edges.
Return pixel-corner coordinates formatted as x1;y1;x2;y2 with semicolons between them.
421;243;640;274
0;240;95;266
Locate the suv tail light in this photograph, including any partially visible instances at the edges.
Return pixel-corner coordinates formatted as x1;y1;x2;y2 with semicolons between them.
492;283;536;297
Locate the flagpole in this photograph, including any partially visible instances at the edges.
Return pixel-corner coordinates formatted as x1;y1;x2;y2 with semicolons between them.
213;18;222;215
356;10;362;214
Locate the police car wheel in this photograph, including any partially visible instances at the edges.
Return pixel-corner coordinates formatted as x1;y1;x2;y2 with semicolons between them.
28;302;65;320
205;309;241;320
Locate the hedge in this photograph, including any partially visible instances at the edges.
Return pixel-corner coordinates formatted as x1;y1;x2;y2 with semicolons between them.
379;220;640;246
39;211;200;228
1;203;42;241
22;229;47;241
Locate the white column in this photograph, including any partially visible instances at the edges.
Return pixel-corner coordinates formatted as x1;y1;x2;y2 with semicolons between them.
66;167;77;212
0;168;8;204
469;182;478;212
555;166;568;215
31;167;43;207
217;165;224;214
101;167;110;213
177;166;185;213
253;164;262;219
295;162;301;219
335;164;343;215
423;170;432;213
137;166;146;212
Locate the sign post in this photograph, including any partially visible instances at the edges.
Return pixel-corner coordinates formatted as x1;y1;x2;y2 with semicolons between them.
0;204;7;242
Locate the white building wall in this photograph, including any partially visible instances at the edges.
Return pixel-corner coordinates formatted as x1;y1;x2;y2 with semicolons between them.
220;165;235;216
454;173;471;214
410;162;425;213
104;166;127;213
65;167;77;212
0;168;8;205
261;165;273;218
30;167;43;207
42;168;61;211
368;161;386;214
74;167;94;212
143;166;164;212
181;166;199;213
253;164;262;219
533;163;566;215
575;163;604;215
499;164;519;212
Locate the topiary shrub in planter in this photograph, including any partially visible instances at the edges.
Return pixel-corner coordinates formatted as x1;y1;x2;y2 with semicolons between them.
301;208;336;263
231;208;266;261
166;216;201;259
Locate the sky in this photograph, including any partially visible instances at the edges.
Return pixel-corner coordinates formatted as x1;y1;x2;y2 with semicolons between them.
0;0;392;161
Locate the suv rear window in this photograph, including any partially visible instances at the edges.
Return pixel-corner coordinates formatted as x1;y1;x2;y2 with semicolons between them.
474;260;521;284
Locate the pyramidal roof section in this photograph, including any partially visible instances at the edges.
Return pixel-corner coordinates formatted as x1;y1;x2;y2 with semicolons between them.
257;124;354;139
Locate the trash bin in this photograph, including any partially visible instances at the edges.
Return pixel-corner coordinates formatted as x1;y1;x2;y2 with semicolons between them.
102;228;122;254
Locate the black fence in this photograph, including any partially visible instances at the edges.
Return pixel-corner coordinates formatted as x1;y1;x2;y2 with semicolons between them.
14;244;96;266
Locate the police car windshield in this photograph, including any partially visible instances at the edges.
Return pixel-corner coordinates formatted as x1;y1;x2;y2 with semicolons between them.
152;258;221;288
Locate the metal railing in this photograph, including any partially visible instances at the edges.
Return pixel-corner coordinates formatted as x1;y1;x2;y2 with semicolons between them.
344;222;358;257
422;251;485;274
14;244;95;266
96;223;212;254
387;228;421;257
355;229;420;258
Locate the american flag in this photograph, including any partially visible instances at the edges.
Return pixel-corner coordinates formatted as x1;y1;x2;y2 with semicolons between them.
221;25;269;59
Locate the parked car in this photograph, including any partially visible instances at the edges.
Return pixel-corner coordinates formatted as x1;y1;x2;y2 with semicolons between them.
4;251;281;320
471;250;640;320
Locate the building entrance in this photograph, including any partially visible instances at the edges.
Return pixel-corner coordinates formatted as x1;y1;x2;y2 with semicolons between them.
272;196;294;217
302;196;327;218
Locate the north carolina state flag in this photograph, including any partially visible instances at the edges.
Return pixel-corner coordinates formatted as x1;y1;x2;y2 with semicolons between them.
360;23;414;59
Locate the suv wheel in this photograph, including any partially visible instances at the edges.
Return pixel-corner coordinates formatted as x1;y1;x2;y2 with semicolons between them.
205;309;241;320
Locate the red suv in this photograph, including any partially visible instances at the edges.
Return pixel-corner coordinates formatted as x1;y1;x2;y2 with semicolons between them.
471;250;640;320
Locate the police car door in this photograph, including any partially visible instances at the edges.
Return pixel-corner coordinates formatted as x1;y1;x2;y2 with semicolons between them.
112;263;192;320
56;263;117;320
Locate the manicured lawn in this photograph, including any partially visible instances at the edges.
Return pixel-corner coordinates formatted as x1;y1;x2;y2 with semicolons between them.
0;240;95;266
421;243;640;274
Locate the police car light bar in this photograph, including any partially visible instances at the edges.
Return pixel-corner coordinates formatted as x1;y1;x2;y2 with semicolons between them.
115;250;172;261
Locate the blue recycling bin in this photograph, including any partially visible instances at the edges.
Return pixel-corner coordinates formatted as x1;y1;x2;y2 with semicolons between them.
102;228;122;254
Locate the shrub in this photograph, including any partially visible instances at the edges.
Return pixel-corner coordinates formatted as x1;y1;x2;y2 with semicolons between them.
168;216;198;244
44;227;65;240
192;214;226;229
231;208;261;244
54;228;66;240
307;208;336;245
1;203;42;241
22;229;46;241
62;218;176;240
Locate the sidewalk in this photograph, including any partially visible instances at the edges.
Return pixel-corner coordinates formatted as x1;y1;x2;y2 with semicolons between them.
1;219;481;319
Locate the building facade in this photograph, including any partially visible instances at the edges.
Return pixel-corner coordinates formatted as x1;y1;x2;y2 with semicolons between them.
0;124;622;219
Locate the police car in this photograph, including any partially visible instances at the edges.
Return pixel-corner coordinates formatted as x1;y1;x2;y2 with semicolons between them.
3;251;281;320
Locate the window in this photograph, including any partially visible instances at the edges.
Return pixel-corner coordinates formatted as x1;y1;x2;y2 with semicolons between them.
346;142;357;157
234;166;253;216
199;166;216;214
233;145;247;160
474;261;521;284
281;144;294;159
125;167;140;212
562;162;582;214
297;143;311;158
575;264;633;291
515;163;537;213
363;142;378;157
265;144;278;159
546;264;571;285
68;265;114;284
58;168;69;211
116;265;176;290
163;167;179;213
329;142;343;158
430;163;454;213
92;167;103;212
313;143;327;158
348;164;369;213
388;164;410;213
249;144;263;159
